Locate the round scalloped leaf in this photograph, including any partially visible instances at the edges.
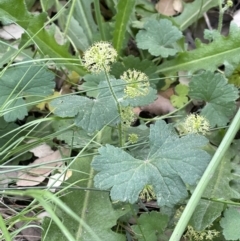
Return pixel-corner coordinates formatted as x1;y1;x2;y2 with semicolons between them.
0;65;55;122
136;19;182;57
220;207;240;240
92;120;210;207
189;71;238;127
110;55;159;82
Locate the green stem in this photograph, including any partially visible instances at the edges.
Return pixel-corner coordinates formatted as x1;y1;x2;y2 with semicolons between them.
63;0;77;37
0;213;11;241
218;0;228;33
76;132;102;240
169;107;240;241
103;68;124;146
201;197;240;206
93;0;106;41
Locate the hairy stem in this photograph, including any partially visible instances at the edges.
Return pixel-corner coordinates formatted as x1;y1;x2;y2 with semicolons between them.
103;68;124;147
218;0;229;33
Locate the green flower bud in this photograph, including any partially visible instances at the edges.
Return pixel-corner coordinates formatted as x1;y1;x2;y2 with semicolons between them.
128;133;139;144
226;0;233;7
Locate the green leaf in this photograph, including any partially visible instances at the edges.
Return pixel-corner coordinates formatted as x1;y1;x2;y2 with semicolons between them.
0;0;30;27
113;0;136;55
228;64;240;87
0;0;85;75
0;65;55;122
189;71;238;127
158;23;240;74
92;120;210;206
0;213;11;241
111;55;159;83
135;0;156;15
82;72;110;98
52;119;94;148
190;148;240;230
174;0;219;30
99;79;157;108
72;0;97;44
170;95;188;108
0;117;20;149
43;156;128;241
52;75;156;133
67;16;90;51
170;84;189;108
190;199;223;231
132;211;169;241
50;86;120;133
119;87;157;107
41;0;55;10
220;207;240;240
0;40;32;68
136;19;182;57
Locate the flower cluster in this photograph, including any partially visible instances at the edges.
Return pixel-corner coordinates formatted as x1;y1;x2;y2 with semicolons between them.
120;106;135;127
121;69;150;98
183;114;210;135
82;41;117;73
184;225;220;241
226;0;233;7
139;185;156;202
173;206;185;225
128;133;139;144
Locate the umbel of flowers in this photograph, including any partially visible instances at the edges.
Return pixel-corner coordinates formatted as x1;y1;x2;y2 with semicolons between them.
82;41;117;73
121;69;150;98
82;42;153;132
183;114;210;135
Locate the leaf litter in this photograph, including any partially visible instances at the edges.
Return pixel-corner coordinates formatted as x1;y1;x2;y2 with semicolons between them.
17;145;70;187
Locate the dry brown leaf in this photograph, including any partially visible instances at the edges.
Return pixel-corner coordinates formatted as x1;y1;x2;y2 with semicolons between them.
160;88;174;99
173;0;183;13
155;0;183;16
178;70;191;85
17;148;70;186
0;169;18;188
141;93;175;115
233;10;240;27
47;169;72;192
37;211;50;222
29;143;54;158
0;24;24;40
155;0;175;16
54;26;66;45
133;107;141;116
